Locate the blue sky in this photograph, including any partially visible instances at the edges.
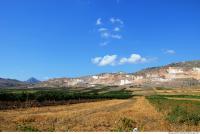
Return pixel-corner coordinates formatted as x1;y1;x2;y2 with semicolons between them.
0;0;200;81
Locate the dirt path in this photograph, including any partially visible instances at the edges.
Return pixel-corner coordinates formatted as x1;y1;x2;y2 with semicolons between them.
119;96;168;131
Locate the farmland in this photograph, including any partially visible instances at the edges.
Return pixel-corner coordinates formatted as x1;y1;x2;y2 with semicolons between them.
0;86;200;131
0;86;132;110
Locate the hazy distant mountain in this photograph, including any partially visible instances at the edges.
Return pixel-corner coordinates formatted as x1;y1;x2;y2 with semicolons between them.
35;60;200;88
26;77;40;84
0;77;40;88
0;78;26;88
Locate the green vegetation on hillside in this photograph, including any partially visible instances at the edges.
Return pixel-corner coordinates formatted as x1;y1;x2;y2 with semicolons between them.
168;60;200;68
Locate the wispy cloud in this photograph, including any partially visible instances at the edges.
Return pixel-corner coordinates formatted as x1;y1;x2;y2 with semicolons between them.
100;41;109;46
100;32;122;39
96;18;102;25
114;27;120;32
101;32;110;38
110;17;124;25
92;53;155;66
98;28;108;32
95;17;124;46
164;49;176;55
111;34;122;39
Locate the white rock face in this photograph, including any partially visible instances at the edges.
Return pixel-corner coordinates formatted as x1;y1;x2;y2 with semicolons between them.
146;74;151;78
193;68;200;73
92;76;99;79
99;74;110;79
148;74;159;78
151;77;171;82
134;76;144;80
120;79;132;85
69;79;84;86
64;79;68;83
167;67;183;74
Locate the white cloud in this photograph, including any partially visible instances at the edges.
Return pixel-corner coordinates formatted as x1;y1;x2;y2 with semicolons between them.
96;18;102;25
114;27;120;32
92;55;117;66
110;17;124;25
98;28;107;32
111;34;122;39
92;54;155;66
100;41;109;46
110;17;115;23
116;19;124;25
100;32;122;39
119;54;147;64
164;49;176;55
101;32;110;38
92;57;102;64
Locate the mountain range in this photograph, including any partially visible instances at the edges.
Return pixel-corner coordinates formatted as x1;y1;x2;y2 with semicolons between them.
25;77;41;84
36;60;200;88
0;60;200;88
0;78;26;88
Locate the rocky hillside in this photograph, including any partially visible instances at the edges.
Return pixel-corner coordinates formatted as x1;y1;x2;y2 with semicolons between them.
35;60;200;88
0;78;27;88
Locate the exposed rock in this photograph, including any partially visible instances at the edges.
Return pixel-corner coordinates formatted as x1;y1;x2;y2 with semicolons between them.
35;60;200;88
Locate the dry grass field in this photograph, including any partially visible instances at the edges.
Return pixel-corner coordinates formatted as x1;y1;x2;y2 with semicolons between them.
1;88;200;132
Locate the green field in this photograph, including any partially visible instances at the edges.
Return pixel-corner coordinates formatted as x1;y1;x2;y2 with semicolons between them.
0;86;133;109
146;95;200;125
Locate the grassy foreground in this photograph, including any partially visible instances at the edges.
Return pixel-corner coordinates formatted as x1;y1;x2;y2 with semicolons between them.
1;87;200;131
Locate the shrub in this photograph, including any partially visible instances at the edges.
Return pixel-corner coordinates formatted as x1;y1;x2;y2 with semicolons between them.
167;106;188;123
16;124;39;132
115;117;136;132
167;106;200;125
156;87;173;90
